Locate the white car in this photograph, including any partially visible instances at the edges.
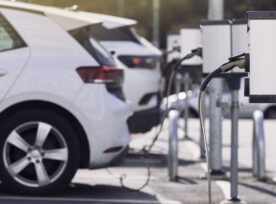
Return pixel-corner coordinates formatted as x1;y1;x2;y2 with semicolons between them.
78;12;162;133
0;1;132;195
165;79;276;119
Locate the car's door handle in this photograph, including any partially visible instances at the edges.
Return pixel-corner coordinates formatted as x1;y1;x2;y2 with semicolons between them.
0;69;7;76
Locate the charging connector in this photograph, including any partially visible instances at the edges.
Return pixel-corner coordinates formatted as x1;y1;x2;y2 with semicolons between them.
172;48;202;72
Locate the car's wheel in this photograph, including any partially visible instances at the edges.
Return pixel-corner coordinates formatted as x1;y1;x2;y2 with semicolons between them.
0;109;80;195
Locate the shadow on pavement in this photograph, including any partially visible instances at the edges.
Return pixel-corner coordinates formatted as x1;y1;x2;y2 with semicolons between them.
176;176;198;185
0;183;160;204
223;166;252;173
121;152;198;168
239;181;276;197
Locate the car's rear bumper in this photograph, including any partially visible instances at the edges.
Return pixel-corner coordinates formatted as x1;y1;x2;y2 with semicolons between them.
71;85;133;169
127;105;161;133
110;145;129;166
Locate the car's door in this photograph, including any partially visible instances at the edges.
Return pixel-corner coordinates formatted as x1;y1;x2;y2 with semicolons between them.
0;11;30;101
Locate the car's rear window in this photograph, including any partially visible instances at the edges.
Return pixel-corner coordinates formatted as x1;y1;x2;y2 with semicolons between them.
0;12;26;52
69;26;116;67
89;25;140;44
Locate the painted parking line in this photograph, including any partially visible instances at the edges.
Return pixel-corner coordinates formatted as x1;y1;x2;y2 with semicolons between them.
216;180;230;199
185;140;231;201
0;196;161;204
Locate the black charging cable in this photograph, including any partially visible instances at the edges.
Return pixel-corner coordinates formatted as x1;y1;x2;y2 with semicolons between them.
107;48;203;191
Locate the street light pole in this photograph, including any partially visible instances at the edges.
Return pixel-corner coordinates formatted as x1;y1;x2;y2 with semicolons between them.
153;0;160;47
118;0;125;17
208;0;224;20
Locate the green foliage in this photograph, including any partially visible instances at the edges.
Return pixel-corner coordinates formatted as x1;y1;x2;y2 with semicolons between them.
22;0;276;48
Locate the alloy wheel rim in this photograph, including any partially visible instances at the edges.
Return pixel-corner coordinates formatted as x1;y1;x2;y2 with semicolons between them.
3;121;68;188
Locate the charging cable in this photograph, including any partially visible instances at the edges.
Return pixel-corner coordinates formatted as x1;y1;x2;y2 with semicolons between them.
199;54;246;204
147;47;203;153
106;48;203;191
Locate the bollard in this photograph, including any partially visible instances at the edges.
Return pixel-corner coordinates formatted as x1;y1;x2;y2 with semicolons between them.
252;110;266;180
168;110;179;181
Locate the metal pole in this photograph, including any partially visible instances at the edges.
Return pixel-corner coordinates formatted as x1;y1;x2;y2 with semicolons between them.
208;0;224;20
183;73;190;139
175;73;182;112
200;84;206;159
117;0;125;17
168;110;179;181
230;90;239;199
208;0;225;176
152;0;160;47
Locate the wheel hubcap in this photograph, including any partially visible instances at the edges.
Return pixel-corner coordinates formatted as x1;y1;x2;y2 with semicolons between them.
27;147;43;162
3;122;69;188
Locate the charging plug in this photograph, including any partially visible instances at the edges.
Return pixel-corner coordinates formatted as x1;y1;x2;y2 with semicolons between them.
220;58;246;72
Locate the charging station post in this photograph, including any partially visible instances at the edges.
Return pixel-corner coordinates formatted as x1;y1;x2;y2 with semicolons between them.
230;86;239;200
180;26;202;140
220;19;248;204
201;20;231;176
206;0;226;177
166;32;180;63
219;73;247;204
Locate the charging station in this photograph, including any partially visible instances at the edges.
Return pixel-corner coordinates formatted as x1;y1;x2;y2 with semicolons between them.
178;26;202;139
231;19;248;73
199;19;248;204
201;20;232;75
201;20;231;177
180;26;202;86
247;11;276;103
180;26;202;66
219;19;248;204
167;32;181;62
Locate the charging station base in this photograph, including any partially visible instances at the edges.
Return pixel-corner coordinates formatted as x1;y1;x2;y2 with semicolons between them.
220;198;247;204
210;170;226;179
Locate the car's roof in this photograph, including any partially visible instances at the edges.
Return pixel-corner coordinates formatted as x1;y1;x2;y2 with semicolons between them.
78;11;137;29
0;0;102;30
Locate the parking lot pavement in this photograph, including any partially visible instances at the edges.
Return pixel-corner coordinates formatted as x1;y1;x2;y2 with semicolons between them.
0;119;275;204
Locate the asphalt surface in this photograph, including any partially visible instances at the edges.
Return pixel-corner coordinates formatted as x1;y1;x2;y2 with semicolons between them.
0;119;275;204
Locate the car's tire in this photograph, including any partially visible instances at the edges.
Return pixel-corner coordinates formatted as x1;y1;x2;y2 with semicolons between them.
0;109;80;195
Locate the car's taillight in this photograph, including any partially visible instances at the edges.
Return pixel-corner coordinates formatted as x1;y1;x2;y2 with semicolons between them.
76;66;123;85
118;55;160;69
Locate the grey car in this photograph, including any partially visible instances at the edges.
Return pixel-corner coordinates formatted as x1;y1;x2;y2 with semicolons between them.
164;78;276;119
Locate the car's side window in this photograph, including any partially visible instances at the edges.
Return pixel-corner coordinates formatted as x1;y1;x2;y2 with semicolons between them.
0;12;26;52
